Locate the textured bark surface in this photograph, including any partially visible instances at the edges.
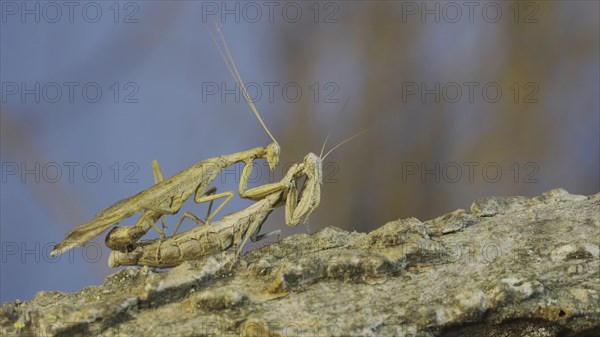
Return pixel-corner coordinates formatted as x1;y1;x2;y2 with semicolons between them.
1;188;599;337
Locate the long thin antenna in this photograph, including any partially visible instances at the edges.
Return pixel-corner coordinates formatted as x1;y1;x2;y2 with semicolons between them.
322;108;396;160
319;95;351;158
322;126;373;160
208;21;278;145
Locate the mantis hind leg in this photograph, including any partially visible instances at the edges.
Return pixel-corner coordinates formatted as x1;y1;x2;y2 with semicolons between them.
137;160;172;235
172;211;205;236
105;160;168;250
151;160;168;235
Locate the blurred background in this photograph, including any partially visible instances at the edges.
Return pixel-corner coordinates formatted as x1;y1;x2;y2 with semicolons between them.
1;1;598;302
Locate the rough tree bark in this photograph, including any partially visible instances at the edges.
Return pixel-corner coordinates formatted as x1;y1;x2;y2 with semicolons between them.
1;188;599;337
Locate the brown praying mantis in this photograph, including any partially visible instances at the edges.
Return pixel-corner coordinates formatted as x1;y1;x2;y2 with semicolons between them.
107;130;369;267
51;24;282;257
50;142;281;257
53;23;369;265
107;97;369;267
107;163;299;268
107;143;356;268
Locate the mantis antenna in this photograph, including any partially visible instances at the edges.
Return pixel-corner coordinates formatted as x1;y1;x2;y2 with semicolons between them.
208;21;279;146
322;126;372;160
319;95;351;158
321;97;392;160
316;94;376;160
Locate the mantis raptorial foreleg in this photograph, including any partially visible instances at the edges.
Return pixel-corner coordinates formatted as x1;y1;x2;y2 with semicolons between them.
170;157;280;232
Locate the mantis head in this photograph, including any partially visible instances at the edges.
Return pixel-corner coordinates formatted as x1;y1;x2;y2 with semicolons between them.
265;142;280;170
304;152;323;184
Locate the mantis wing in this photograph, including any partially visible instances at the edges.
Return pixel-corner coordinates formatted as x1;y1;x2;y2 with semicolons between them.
51;214;124;256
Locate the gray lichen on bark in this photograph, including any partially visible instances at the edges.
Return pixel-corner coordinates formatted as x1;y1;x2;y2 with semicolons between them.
1;188;599;337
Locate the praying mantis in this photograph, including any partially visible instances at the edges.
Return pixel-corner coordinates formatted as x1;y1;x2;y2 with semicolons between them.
52;23;367;266
51;25;281;257
108;127;368;268
107;164;299;268
50;142;281;257
107;149;337;268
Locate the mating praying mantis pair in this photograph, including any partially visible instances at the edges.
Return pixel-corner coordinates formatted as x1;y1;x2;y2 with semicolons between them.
51;24;365;267
107;159;302;267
